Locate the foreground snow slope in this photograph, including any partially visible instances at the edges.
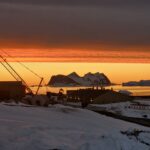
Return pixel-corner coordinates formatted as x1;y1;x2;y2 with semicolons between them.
0;103;149;150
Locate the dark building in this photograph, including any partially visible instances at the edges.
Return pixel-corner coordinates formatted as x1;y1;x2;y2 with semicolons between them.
0;81;25;100
67;88;109;103
67;88;133;106
93;90;133;104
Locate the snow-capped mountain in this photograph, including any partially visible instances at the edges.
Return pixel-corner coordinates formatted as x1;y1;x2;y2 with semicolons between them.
48;74;80;87
48;72;111;87
84;72;111;85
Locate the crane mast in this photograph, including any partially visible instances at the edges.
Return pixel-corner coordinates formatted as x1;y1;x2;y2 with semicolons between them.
0;55;33;95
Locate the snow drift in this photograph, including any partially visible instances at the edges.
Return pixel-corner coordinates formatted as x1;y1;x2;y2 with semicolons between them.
0;103;149;150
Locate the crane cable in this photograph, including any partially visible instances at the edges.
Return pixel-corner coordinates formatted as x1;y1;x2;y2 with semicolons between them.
0;48;49;94
0;48;42;79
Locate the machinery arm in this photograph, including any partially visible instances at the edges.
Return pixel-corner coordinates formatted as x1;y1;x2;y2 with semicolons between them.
0;55;33;95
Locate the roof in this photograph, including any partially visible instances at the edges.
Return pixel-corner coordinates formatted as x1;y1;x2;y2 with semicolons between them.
94;90;133;104
0;81;23;86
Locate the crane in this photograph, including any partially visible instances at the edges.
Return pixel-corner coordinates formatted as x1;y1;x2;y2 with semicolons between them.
0;55;34;94
0;53;44;95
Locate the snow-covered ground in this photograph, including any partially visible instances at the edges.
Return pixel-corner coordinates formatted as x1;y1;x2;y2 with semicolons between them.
91;99;150;119
0;103;150;150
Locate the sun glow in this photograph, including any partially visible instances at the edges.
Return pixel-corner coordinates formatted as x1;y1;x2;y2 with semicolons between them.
0;48;150;85
0;62;150;85
1;48;150;63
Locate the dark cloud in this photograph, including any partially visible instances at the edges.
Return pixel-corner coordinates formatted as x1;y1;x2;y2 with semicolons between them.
0;0;150;50
0;0;150;6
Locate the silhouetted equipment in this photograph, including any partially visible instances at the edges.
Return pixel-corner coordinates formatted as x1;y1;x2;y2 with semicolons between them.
0;55;33;95
35;77;44;95
0;49;44;95
0;81;25;100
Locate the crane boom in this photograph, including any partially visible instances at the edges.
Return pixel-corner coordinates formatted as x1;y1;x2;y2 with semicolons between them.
0;61;19;81
36;77;43;95
0;55;33;95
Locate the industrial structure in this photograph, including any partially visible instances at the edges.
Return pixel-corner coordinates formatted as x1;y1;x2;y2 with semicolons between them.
0;49;44;102
67;88;133;107
0;81;25;100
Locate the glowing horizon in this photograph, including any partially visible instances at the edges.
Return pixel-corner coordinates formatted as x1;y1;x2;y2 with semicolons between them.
0;48;150;63
0;62;150;85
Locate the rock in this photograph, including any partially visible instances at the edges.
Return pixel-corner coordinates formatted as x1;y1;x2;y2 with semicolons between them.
48;72;111;87
48;75;80;87
123;80;150;86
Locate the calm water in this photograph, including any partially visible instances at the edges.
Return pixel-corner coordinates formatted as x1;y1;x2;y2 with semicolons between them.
31;85;150;96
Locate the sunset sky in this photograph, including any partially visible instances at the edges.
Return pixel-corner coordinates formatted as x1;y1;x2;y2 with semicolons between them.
0;62;150;85
0;0;150;84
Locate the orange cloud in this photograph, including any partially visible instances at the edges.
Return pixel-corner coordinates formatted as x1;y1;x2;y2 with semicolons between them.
0;47;150;63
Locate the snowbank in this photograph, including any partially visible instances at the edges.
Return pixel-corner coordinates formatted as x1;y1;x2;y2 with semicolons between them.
91;100;150;119
0;103;149;150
